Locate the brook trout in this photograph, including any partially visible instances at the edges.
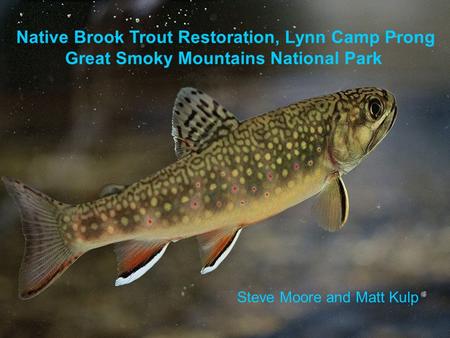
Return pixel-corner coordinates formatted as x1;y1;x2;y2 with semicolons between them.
3;87;397;299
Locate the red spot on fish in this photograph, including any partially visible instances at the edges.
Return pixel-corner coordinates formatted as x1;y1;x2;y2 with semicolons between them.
231;184;239;193
267;171;273;181
147;218;153;226
195;181;201;189
293;162;300;170
191;200;199;209
251;186;257;193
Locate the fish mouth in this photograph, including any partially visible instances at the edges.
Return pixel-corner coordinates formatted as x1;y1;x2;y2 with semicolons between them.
366;104;397;153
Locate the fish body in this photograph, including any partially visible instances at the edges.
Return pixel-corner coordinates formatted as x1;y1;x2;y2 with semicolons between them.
3;87;397;299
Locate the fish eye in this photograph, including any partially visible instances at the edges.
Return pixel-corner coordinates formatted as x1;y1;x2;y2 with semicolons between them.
369;98;383;119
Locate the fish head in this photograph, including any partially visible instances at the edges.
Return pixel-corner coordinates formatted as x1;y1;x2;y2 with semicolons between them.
329;87;397;173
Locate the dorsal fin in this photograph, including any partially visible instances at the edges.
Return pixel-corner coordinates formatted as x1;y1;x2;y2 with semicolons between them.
114;240;169;286
197;227;242;274
172;87;240;159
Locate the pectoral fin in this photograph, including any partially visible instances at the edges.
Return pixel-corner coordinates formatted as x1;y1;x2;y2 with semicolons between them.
99;184;127;198
114;240;170;286
313;176;349;232
197;227;242;274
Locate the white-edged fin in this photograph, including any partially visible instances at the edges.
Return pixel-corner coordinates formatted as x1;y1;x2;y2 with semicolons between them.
114;240;169;286
197;227;242;275
172;87;240;159
99;184;126;198
313;176;349;232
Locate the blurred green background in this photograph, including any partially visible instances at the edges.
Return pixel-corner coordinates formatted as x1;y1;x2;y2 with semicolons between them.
0;1;449;337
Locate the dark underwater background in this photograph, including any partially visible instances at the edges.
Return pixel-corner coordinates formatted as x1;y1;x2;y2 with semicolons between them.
0;1;449;337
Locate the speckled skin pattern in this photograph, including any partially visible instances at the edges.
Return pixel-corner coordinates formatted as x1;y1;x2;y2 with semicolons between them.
60;88;395;251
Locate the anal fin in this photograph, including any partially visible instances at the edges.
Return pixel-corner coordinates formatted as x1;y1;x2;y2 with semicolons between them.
114;240;169;286
197;227;242;275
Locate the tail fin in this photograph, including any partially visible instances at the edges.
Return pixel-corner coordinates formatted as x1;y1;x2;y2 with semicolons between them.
2;177;82;299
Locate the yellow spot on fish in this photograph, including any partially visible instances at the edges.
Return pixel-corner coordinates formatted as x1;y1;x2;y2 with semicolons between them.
164;203;172;212
171;187;177;194
139;208;146;216
116;203;122;211
282;169;289;177
286;142;293;150
254;153;261;161
232;169;239;177
265;153;271;161
63;216;70;223
239;177;246;184
107;226;114;234
275;187;282;195
100;213;108;222
246;168;253;176
80;226;86;233
121;217;129;226
150;197;158;207
155;211;161;218
204;195;211;203
133;214;141;223
307;160;314;166
301;141;307;149
109;210;116;217
72;224;78;231
91;223;98;230
317;126;323;134
268;142;274;149
310;127;315;133
221;183;228;190
130;202;136;210
276;157;282;165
